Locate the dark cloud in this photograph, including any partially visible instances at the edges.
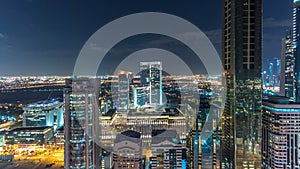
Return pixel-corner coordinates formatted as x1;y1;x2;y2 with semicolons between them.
204;29;222;44
264;17;291;28
0;33;5;39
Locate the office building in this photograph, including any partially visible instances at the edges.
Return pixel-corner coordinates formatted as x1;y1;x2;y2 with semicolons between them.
113;130;145;169
4;126;53;146
140;61;162;106
294;0;300;102
274;58;281;86
54;126;64;146
222;0;262;168
276;58;281;77
22;100;64;131
262;96;300;168
100;149;113;169
281;30;295;100
64;78;101;169
150;130;187;169
269;62;274;86
100;75;119;112
186;101;222;169
117;71;132;112
134;86;149;108
99;108;187;160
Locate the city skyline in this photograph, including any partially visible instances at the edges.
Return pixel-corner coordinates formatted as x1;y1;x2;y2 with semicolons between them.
0;1;300;169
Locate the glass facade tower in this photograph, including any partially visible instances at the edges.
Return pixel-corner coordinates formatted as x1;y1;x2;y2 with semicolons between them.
64;78;101;169
140;61;162;105
222;0;262;168
281;30;295;100
117;71;132;111
293;1;300;102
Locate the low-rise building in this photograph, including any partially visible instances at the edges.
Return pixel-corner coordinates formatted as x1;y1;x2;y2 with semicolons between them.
23;100;63;131
113;130;145;169
4;126;53;146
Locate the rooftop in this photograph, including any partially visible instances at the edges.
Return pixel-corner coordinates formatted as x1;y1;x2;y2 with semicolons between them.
263;96;300;109
115;130;141;143
151;129;180;145
24;99;63;111
127;108;184;117
8;126;52;132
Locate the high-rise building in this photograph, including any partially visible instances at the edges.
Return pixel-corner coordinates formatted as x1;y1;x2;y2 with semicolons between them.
140;61;162;106
222;0;262;168
100;76;117;114
294;0;300;102
64;78;101;169
281;30;295;100
134;86;149;108
117;71;132;112
274;58;281;86
186;98;222;169
262;96;300;168
269;62;274;86
149;130;187;169
276;58;281;76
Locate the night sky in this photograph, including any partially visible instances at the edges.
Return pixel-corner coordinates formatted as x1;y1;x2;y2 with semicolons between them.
0;0;294;76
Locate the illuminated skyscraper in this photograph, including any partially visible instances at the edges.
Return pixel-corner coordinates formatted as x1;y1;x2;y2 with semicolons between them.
150;130;187;169
140;61;162;105
269;62;274;86
262;96;300;168
281;30;295;100
186;100;222;169
64;78;101;169
222;0;262;168
294;0;300;102
274;58;281;86
134;86;149;108
117;71;132;111
276;58;281;76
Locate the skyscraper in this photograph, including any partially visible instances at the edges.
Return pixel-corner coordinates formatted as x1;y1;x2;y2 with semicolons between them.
140;61;162;106
269;62;274;86
281;30;295;100
64;78;101;169
222;0;262;168
293;0;300;102
117;71;132;111
262;96;300;168
150;130;186;169
276;58;281;76
274;58;281;87
186;98;222;169
134;86;149;108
